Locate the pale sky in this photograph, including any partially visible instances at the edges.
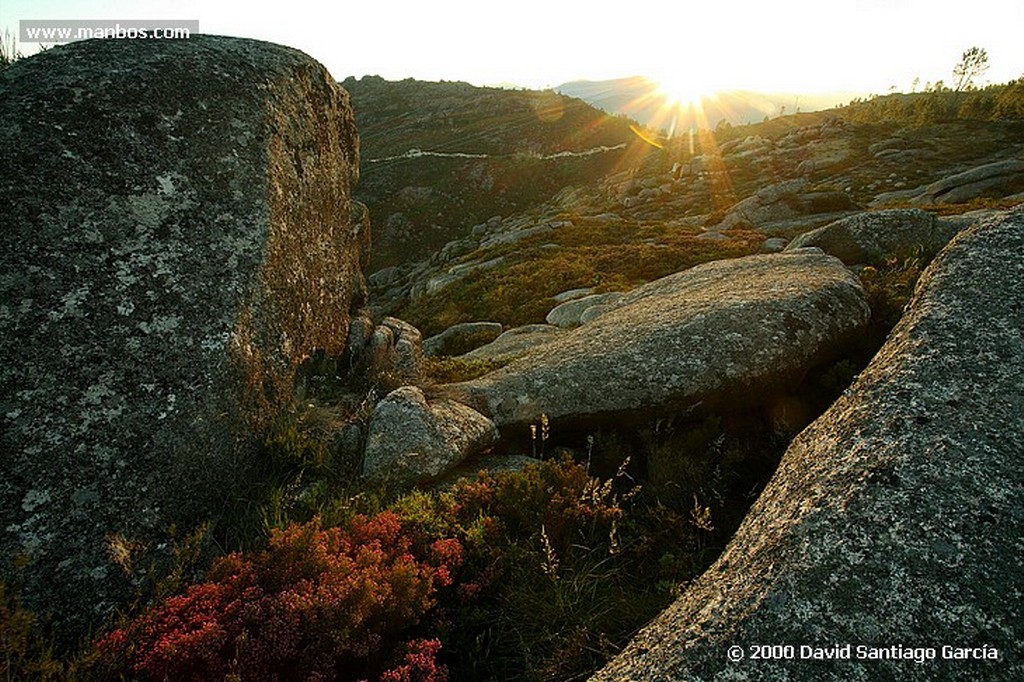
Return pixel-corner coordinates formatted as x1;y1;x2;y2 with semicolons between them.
3;0;1023;95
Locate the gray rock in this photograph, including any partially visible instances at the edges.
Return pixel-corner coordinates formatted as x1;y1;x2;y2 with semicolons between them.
936;208;1003;238
479;222;564;249
868;137;905;155
795;159;817;175
757;211;861;239
368;265;401;287
0;36;362;641
794;137;859;174
455;251;869;430
438;238;473;262
362;386;498;485
423;321;504;357
913;158;1024;205
755;177;809;203
553;287;597;303
461;324;566;363
345;311;375;367
593;206;1024;682
545;292;625;328
870;186;927;206
785;208;947;265
366;317;424;386
578;302;622;324
695;230;730;241
762;237;789;252
718;179;859;232
418;256;506;298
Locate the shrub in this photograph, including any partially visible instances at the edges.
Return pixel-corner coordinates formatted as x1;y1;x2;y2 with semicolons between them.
95;514;462;681
421;356;508;384
0;582;64;680
859;253;924;340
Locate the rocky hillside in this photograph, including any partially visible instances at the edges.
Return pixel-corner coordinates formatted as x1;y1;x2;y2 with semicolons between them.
342;76;661;268
370;106;1024;338
3;37;1023;682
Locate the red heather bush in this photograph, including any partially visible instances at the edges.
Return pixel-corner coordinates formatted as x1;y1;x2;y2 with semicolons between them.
96;513;461;681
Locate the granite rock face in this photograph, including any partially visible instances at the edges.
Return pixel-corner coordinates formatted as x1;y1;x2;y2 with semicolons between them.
714;178;860;237
365;317;425;386
545;292;625;328
785;208;954;266
454;250;869;430
593;207;1024;681
0;37;363;640
912;158;1024;205
363;386;498;485
460;324;565;364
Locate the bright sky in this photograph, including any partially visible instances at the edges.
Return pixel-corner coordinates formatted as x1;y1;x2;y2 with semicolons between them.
3;0;1023;95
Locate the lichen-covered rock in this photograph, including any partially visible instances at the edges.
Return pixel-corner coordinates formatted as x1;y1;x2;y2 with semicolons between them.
593;207;1024;681
423;321;504;357
454;250;869;430
460;324;565;363
0;37;363;641
785;208;951;265
362;386;498;485
365;317;424;386
912;158;1024;205
545;292;625;328
716;178;860;237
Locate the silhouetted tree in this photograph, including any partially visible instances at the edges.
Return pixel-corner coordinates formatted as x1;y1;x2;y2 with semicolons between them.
953;47;989;92
0;29;22;69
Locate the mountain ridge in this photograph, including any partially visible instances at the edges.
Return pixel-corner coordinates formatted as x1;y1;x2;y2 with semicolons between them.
556;75;865;131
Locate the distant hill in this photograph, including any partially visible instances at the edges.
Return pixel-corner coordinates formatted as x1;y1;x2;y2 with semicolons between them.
340;76;660;268
556;76;862;131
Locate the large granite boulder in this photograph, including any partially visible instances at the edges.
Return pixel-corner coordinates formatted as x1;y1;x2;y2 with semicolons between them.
593;207;1024;681
364;317;425;387
454;250;869;430
785;208;955;266
0;37;364;640
545;292;625;328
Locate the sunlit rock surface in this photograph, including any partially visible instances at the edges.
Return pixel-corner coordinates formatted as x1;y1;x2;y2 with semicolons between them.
593;207;1024;681
454;250;869;431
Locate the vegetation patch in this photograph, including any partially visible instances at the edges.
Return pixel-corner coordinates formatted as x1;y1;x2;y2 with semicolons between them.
399;226;764;336
422;356;510;384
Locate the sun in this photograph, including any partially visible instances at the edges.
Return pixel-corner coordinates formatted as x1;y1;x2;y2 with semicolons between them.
639;72;724;137
652;72;721;110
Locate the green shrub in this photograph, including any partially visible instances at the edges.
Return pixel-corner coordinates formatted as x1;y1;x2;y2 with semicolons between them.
399;228;763;336
859;253;925;339
0;582;64;680
422;356;508;383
